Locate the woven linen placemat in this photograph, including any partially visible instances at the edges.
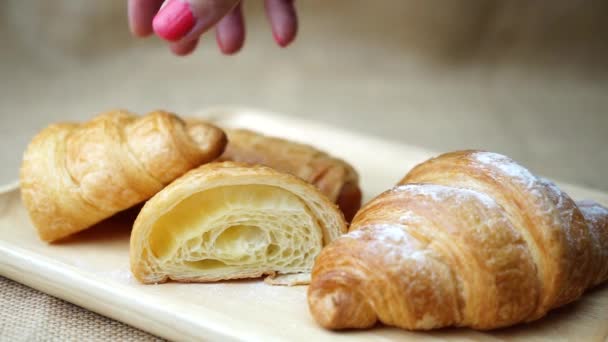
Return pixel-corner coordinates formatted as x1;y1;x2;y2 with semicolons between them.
0;276;164;341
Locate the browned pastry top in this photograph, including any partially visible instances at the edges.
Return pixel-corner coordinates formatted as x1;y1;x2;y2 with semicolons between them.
219;128;361;221
308;150;608;331
20;110;226;242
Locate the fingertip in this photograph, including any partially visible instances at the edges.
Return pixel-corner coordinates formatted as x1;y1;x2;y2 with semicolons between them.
128;0;164;38
171;0;240;44
265;0;298;48
131;24;154;38
215;4;245;55
272;28;296;47
169;38;199;56
153;0;197;42
216;34;244;55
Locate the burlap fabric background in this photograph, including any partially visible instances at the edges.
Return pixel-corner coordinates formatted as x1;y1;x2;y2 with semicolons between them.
0;277;163;341
1;1;607;340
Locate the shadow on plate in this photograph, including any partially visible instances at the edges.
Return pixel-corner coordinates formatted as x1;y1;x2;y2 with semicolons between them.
57;204;143;245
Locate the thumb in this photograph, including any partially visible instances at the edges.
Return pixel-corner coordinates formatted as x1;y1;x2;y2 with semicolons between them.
153;0;239;42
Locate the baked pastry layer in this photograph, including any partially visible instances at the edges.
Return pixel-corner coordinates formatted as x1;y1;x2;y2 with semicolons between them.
308;150;608;330
20;110;226;242
218;128;362;222
130;162;347;285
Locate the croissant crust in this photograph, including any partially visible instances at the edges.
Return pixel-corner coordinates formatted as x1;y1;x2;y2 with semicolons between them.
308;150;608;330
218;128;362;221
20;110;226;242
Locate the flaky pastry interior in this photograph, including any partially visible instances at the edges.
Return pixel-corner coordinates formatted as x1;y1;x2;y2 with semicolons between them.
130;162;347;285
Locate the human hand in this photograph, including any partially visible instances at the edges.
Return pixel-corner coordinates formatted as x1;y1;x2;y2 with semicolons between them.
128;0;297;56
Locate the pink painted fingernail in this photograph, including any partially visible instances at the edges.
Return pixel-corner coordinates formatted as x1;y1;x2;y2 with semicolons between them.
273;31;287;48
153;0;196;42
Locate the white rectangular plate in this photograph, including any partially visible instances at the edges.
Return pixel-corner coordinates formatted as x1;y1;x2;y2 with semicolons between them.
1;108;607;341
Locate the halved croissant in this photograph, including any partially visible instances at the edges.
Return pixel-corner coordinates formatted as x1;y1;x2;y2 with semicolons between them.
218;128;362;222
130;161;347;285
308;150;608;330
20;110;227;242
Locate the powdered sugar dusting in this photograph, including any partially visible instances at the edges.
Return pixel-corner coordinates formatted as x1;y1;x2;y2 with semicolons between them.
472;154;564;235
347;224;424;263
538;177;584;268
473;152;538;189
347;223;408;242
407;249;429;262
578;200;608;225
393;184;499;209
365;224;430;264
399;210;422;224
577;200;608;286
540;178;574;225
579;200;608;215
540;178;563;203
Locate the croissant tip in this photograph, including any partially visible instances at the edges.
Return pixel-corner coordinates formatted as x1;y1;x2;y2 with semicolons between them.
308;289;348;329
308;272;377;330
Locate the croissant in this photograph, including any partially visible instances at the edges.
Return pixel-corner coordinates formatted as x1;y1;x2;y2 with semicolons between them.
217;128;362;222
308;150;608;330
130;161;347;285
20;110;227;242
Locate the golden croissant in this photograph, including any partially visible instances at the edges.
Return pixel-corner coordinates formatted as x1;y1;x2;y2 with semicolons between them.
130;161;347;285
218;128;362;222
20;110;227;242
308;150;608;330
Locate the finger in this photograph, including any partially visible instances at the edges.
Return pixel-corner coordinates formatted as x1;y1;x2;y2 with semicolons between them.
264;0;297;47
153;0;240;42
215;3;245;55
128;0;164;37
169;37;200;56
